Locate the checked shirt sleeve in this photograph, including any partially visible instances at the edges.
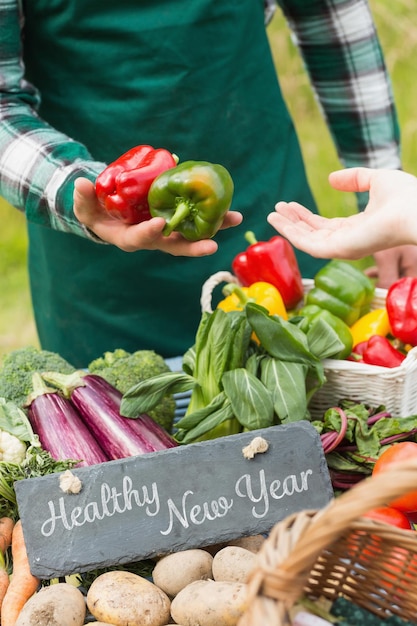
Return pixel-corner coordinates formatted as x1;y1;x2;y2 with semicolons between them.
277;0;401;176
0;0;107;239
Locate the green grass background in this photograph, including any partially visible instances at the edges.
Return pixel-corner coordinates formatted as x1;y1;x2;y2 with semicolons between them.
1;0;416;356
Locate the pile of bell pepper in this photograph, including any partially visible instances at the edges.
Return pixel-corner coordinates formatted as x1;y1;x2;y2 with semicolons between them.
227;234;417;369
347;276;417;368
95;144;234;240
224;238;358;360
305;263;417;368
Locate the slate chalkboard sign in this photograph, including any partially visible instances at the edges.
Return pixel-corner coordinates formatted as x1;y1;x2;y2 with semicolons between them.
15;421;333;578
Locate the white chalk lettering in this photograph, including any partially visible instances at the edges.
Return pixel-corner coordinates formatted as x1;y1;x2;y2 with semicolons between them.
41;498;72;536
122;476;160;516
160;491;233;536
235;468;314;519
40;476;160;537
235;470;269;518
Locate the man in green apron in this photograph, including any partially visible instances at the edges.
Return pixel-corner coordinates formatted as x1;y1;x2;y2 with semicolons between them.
0;0;403;366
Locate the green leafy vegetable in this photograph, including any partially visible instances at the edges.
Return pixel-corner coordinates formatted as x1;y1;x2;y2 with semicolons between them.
222;369;275;430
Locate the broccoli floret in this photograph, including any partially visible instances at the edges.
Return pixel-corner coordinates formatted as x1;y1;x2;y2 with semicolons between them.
0;346;76;410
88;349;176;432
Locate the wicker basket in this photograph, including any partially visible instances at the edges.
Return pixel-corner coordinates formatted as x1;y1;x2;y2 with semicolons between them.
238;460;417;626
200;272;417;418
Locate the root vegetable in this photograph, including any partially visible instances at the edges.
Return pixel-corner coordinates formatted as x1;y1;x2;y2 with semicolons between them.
87;570;170;626
227;534;265;553
1;520;40;626
170;579;248;626
15;583;86;626
212;545;256;583
152;549;213;597
0;518;14;613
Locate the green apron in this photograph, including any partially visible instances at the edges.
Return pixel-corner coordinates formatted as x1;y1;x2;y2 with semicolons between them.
22;0;324;367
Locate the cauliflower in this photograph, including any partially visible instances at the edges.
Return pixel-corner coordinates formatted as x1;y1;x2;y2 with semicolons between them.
0;430;26;464
88;349;176;432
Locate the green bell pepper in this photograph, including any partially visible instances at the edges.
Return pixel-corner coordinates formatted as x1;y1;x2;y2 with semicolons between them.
148;160;234;241
306;260;375;326
298;304;353;359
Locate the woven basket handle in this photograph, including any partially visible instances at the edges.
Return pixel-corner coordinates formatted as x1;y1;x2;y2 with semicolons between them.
239;460;417;626
274;459;417;577
200;271;241;313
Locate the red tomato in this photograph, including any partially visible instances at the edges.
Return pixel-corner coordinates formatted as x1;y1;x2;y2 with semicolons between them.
364;506;412;530
372;442;417;513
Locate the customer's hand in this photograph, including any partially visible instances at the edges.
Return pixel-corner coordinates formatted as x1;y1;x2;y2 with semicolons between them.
74;177;243;256
268;168;417;279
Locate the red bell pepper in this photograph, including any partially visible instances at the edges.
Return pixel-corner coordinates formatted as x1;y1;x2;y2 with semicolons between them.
386;277;417;346
231;231;304;309
95;144;177;224
346;340;368;361
360;335;406;368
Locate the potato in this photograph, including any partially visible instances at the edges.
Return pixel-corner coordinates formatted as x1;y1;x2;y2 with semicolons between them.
170;579;248;626
86;570;170;626
152;549;213;597
212;545;256;583
227;534;265;553
15;582;86;626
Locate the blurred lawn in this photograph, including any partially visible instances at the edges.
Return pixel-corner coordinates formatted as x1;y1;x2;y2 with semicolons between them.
1;0;416;356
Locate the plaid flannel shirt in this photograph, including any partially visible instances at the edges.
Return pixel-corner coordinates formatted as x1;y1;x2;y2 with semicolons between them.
0;0;401;239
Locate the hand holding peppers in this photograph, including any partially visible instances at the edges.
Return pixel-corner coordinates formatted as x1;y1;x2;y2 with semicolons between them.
74;178;242;256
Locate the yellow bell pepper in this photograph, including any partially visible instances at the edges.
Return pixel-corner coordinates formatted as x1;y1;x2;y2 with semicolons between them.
349;307;391;346
217;281;288;319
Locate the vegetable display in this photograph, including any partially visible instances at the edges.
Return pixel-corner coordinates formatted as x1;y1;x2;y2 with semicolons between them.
1;520;40;626
42;370;178;460
0;346;76;410
13;583;87;626
316;401;417;492
121;303;346;444
306;260;375;326
231;231;304;309
148;160;234;241
386;276;417;346
296;304;353;359
359;335;406;368
88;348;176;432
26;373;109;466
0;518;13;616
95;144;177;224
372;441;417;513
363;506;412;530
217;282;287;320
348;307;391;346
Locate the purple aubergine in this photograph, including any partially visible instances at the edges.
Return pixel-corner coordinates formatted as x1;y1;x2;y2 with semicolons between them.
42;371;177;460
27;373;109;466
127;412;178;450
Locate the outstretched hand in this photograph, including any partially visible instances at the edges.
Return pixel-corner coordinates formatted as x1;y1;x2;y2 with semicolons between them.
73;177;243;256
267;168;417;287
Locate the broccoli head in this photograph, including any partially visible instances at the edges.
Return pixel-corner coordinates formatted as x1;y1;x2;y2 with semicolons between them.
88;349;176;432
0;346;76;409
